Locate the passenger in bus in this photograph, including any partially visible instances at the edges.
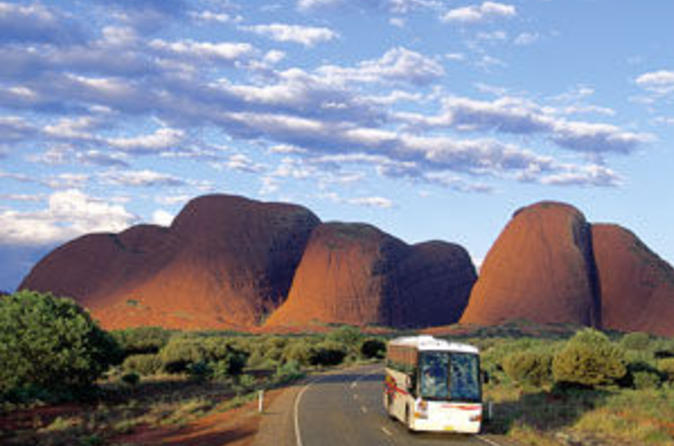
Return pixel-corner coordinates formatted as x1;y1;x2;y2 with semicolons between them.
421;359;448;398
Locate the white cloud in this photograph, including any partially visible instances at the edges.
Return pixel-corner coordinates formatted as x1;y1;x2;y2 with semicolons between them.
189;10;240;24
0;2;84;44
476;30;508;41
297;0;342;10
635;69;674;95
347;196;394;208
100;169;185;187
397;95;652;154
107;128;185;154
213;153;266;173
155;194;191;205
317;47;445;85
150;39;254;62
152;209;174;226
540;164;622;187
0;189;136;245
442;2;516;23
514;32;539;46
242;23;338;47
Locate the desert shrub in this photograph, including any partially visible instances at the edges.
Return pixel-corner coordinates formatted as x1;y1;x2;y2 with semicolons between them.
657;358;674;382
620;332;651;351
360;338;386;359
632;371;662;390
120;372;140;387
112;326;173;356
159;336;248;374
502;351;552;387
187;361;212;382
235;374;257;393
282;341;316;366
274;360;305;384
0;290;122;398
619;361;664;389
552;328;626;387
122;354;162;376
310;341;347;366
326;326;363;351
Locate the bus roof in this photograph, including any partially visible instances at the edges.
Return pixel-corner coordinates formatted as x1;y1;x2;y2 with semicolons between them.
388;335;479;354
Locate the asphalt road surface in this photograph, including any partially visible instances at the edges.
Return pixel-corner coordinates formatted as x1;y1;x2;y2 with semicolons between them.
291;364;505;446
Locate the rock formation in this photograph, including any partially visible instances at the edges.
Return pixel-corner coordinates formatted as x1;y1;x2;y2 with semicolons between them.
460;201;601;327
265;223;476;328
20;194;320;330
592;224;674;337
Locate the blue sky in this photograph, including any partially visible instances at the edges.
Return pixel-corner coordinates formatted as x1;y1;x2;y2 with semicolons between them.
1;0;673;291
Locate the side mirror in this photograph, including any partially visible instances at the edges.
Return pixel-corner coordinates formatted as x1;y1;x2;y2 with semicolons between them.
481;371;490;384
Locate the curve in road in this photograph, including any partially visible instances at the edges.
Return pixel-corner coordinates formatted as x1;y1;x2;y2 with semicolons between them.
294;364;504;446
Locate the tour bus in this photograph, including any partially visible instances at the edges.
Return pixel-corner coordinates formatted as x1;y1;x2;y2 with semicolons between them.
383;335;483;433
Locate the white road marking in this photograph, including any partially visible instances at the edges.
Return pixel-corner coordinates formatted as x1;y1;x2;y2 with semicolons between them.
294;376;323;446
351;382;357;388
477;435;503;446
380;426;392;436
353;394;359;399
361;405;368;413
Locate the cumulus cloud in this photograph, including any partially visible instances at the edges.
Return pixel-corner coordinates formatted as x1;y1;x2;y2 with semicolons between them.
107;128;185;154
152;209;174;226
213;153;267;173
242;23;338;47
442;1;516;23
0;189;136;245
635;69;674;95
0;2;85;44
397;95;652;154
149;39;255;62
317;47;445;85
100;169;185;187
514;32;539;46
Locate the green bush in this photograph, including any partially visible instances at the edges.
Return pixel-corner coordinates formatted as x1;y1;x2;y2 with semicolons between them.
159;336;248;374
274;360;304;384
502;351;552;387
632;371;661;390
282;341;316;366
552;328;626;387
620;332;651;351
657;358;674;382
360;338;386;359
310;342;347;366
122;354;162;376
0;290;122;397
619;361;663;389
326;326;362;351
121;372;140;387
112;326;173;355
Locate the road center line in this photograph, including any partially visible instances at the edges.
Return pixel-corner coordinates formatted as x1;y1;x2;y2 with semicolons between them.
361;405;368;413
381;426;392;436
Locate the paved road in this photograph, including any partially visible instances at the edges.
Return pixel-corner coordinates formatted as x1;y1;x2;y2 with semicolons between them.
256;364;509;446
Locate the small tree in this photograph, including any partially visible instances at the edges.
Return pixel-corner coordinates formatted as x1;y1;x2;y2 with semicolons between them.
502;351;552;387
552;328;626;387
0;290;121;396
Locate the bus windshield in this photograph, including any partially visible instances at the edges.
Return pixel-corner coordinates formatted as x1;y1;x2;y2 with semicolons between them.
419;351;449;399
450;353;480;402
419;351;480;402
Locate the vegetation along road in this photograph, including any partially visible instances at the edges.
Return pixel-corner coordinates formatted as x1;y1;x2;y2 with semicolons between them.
255;364;509;446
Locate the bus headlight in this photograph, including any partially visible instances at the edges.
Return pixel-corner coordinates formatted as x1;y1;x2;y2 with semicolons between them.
414;399;428;419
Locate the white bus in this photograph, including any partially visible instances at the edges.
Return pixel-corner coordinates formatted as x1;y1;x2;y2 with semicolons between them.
383;335;483;433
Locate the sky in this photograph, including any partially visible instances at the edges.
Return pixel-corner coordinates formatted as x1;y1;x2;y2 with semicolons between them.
1;0;673;291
